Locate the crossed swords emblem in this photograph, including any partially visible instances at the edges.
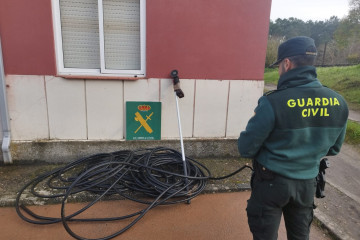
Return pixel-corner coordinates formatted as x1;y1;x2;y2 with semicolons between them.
134;111;154;134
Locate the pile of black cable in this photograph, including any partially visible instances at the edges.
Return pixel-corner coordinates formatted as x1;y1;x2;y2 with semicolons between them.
16;147;251;240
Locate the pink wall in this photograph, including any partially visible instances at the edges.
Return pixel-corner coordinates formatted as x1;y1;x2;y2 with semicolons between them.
0;0;57;75
0;0;271;80
146;0;271;80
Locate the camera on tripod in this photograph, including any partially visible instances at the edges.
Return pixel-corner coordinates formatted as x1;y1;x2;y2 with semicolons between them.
316;158;329;198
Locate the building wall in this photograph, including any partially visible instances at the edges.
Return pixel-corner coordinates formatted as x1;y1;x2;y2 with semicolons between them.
0;0;271;79
146;0;271;80
6;76;263;140
0;0;57;75
0;0;270;146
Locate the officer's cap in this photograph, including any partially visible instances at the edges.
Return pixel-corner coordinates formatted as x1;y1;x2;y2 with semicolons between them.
269;36;317;67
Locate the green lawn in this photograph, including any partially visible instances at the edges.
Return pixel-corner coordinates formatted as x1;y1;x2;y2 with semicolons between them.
317;65;360;111
346;120;360;145
264;67;279;85
264;65;360;146
264;65;360;110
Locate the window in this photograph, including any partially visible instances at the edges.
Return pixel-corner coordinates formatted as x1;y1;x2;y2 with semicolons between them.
52;0;146;77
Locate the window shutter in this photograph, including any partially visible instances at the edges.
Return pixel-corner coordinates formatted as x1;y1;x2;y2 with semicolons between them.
59;0;100;69
102;0;141;70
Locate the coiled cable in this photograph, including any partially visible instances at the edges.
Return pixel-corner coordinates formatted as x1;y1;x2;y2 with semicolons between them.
15;147;252;240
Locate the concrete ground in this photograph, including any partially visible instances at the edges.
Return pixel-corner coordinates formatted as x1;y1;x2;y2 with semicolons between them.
313;144;360;240
0;192;331;240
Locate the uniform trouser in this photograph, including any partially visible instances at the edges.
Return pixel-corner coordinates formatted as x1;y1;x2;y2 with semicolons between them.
246;172;317;240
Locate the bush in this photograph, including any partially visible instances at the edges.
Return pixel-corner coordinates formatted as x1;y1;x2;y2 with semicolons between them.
347;54;360;64
265;36;284;67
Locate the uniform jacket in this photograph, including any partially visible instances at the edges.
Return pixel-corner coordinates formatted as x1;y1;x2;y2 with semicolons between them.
238;66;349;179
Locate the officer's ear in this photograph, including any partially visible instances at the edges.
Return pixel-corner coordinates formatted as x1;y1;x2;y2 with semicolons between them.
283;58;294;72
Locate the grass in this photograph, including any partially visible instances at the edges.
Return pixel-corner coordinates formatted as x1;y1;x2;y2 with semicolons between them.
264;68;279;85
345;120;360;145
317;65;360;111
264;64;360;110
264;65;360;146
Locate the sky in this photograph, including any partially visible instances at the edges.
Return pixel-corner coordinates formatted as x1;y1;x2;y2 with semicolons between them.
270;0;350;21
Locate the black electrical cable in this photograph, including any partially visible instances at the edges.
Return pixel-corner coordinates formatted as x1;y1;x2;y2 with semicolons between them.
15;147;252;240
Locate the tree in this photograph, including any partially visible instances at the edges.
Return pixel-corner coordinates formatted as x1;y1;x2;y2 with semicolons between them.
268;17;340;65
269;18;309;39
350;0;360;17
309;17;340;65
335;0;360;47
334;0;360;63
265;36;284;67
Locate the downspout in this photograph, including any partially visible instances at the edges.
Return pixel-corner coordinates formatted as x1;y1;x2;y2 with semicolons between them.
0;36;12;164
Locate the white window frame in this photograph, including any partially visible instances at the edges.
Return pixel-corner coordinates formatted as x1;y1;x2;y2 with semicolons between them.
51;0;146;78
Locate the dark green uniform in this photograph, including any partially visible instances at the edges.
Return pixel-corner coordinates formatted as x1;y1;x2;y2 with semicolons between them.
238;66;348;239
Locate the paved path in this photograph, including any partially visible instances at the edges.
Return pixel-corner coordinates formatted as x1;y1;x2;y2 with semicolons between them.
0;192;330;240
327;145;360;204
349;109;360;123
314;144;360;240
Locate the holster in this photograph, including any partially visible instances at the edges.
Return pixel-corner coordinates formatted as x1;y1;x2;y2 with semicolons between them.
250;160;275;188
316;170;326;198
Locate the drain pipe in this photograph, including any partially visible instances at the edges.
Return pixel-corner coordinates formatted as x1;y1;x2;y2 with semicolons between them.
0;36;12;164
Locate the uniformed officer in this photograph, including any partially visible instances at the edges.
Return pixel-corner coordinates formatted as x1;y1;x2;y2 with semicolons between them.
238;36;348;240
